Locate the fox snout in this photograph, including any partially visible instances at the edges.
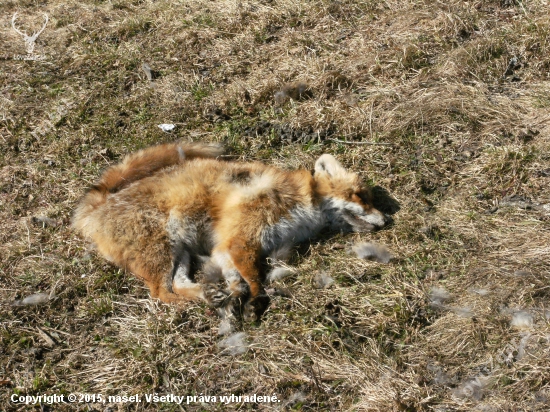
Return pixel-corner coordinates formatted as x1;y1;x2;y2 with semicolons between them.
369;208;392;228
342;204;391;233
382;213;393;226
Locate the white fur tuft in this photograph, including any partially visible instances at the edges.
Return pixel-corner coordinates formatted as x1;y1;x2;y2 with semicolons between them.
352;242;394;263
266;267;294;283
218;332;249;356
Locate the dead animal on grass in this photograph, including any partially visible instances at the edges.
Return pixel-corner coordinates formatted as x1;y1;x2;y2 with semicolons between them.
73;142;391;321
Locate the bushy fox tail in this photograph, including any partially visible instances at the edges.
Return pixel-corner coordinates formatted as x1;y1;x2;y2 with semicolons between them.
87;142;223;198
72;142;224;230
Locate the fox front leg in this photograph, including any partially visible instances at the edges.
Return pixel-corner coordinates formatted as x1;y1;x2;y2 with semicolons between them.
227;238;270;322
212;241;270;322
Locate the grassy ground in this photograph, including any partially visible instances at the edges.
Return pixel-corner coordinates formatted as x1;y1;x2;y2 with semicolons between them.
1;0;550;410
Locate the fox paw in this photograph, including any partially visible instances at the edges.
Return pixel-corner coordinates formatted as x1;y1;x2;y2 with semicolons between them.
243;294;271;322
204;286;230;308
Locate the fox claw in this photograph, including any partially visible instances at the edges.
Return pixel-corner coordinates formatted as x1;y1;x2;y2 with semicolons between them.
243;294;270;322
205;287;230;308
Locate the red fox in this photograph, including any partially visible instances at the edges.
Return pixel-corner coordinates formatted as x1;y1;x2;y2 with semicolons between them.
73;142;390;320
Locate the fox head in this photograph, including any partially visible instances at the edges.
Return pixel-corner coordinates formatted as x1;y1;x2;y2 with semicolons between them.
314;154;390;232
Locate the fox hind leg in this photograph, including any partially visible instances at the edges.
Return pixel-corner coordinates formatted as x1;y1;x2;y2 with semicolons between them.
170;244;193;292
144;278;194;305
171;243;229;307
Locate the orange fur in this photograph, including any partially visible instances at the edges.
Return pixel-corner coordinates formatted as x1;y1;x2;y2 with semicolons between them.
73;142;389;320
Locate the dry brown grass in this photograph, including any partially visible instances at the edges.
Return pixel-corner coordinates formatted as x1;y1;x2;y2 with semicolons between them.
1;0;550;410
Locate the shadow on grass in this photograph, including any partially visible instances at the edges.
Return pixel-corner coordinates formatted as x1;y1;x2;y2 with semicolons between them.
372;185;401;216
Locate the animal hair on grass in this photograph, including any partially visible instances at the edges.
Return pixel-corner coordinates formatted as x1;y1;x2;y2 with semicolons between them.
217;318;235;336
12;292;51;307
266;267;294;283
351;241;394;263
274;82;310;105
511;311;534;329
217;332;249;356
429;287;451;309
314;271;334;289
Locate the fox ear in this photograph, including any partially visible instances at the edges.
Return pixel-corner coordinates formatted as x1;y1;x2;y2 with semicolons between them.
314;154;346;177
